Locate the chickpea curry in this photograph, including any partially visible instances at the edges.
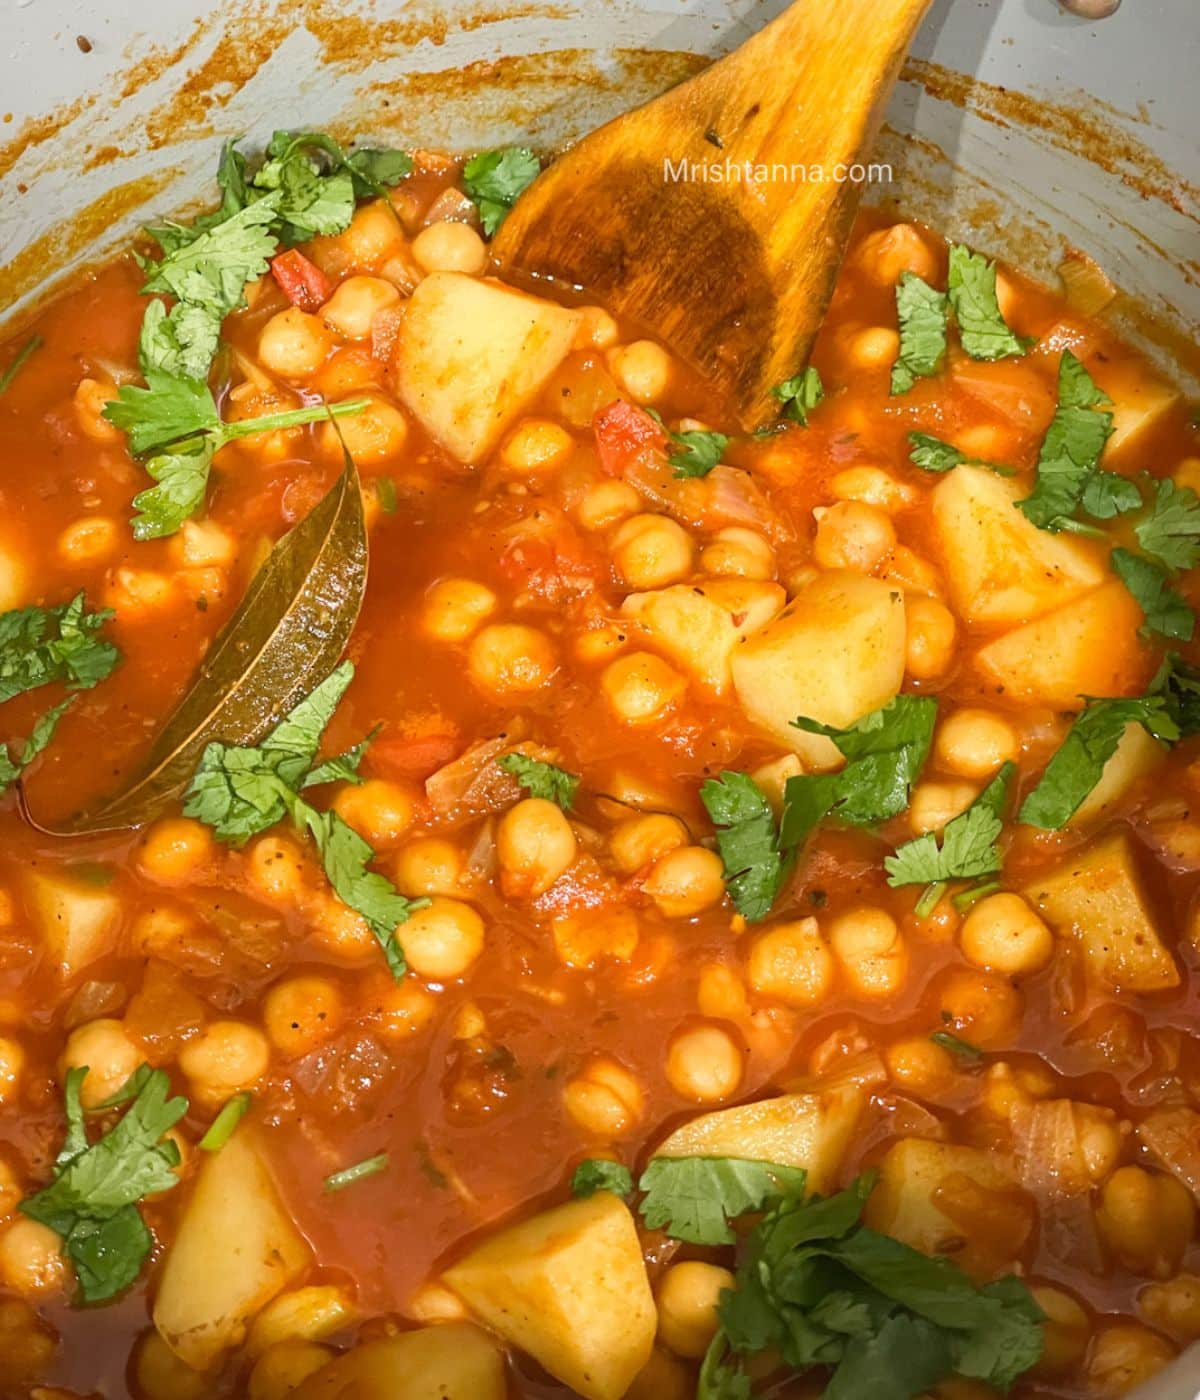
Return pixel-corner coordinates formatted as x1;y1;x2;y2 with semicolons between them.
0;130;1198;1400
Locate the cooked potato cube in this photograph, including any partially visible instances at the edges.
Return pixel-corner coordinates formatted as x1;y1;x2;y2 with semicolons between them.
396;273;581;463
26;869;122;978
932;466;1104;626
1101;361;1182;464
731;571;905;769
621;580;785;696
153;1130;310;1369
1069;722;1166;827
974;580;1147;709
1023;832;1179;992
246;1285;357;1358
290;1322;506;1400
443;1193;655;1400
652;1088;864;1195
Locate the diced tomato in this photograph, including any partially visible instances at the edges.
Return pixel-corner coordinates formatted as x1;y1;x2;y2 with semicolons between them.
270;248;333;312
593;399;666;477
366;733;461;781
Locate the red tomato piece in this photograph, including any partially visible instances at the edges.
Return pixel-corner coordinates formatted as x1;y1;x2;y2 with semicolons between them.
270;248;333;312
592;398;666;477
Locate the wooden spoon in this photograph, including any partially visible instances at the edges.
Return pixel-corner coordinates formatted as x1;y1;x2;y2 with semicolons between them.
493;0;935;429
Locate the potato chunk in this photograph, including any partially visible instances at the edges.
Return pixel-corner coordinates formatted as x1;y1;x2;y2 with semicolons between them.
973;580;1146;709
153;1129;310;1369
443;1193;655;1400
621;580;785;696
291;1323;506;1400
396;273;580;463
1100;360;1181;464
1068;722;1166;827
652;1088;863;1195
1023;832;1179;992
932;466;1104;626
26;869;122;978
864;1138;1022;1278
731;571;905;769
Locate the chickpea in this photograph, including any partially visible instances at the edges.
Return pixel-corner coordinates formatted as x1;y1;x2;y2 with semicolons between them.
319;394;408;466
338;200;405;268
904;596;957;681
606;340;674;402
398;897;485;980
656;1260;735;1358
137;817;214;884
830;465;917;513
885;1035;956;1097
609;813;689;875
1097;1167;1195;1277
319;275;400;339
700;527;775;580
747;918;835;1007
248;1339;334;1400
421;576;497;643
72;377;122;443
642;846;725;918
812;501;896;573
133;1331;211;1400
665;1024;744;1102
909;780;978;835
57;515;120;567
257;307;333;378
497;798;577;897
499;418;574;475
170;518;236;569
263;976;344;1057
625;1346;691;1400
0;1037;23;1106
0;1154;22;1219
610;513;695;589
311;903;374;964
246;833;309;904
576;479;642;532
885;545;943;598
468;623;557;695
855;222;939;285
574;306;620;350
179;1021;271;1102
1139;1274;1200;1341
697;962;749;1020
410;220;488;275
846;325;901;370
1031;1285;1090;1373
959;893;1054;977
392;837;465;897
106;566;176;615
1086;1323;1175;1396
937;967;1023;1047
0;1299;56;1385
600;652;685;725
60;1019;140;1109
828;906;908;998
0;1220;69;1295
332;778;416;848
367;976;437;1042
563;1056;644;1136
936;710;1019;779
408;1282;468;1323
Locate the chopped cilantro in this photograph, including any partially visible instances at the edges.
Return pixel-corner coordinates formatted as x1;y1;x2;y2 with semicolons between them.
946;244;1029;361
638;1157;807;1246
1019;693;1179;829
1135;478;1200;572
0;335;43;396
668;427;730;479
885;763;1013;895
0;593;118;705
324;1153;389;1192
771;366;825;424
497;753;579;810
0;698;74;796
571;1159;634;1200
1017;351;1113;531
376;477;398;514
20;1066;188;1304
930;1030;984;1063
1111;548;1195;641
906;431;1013;476
890;273;948;394
701;771;788;922
198;1092;251;1152
1153;653;1200;737
1079;469;1143;520
462;146;540;237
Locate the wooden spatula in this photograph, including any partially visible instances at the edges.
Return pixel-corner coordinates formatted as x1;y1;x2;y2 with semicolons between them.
493;0;935;429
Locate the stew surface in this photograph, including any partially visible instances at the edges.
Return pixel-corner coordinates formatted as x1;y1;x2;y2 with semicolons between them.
0;137;1198;1400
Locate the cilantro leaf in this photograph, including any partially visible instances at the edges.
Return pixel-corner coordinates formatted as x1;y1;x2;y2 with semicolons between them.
1135;477;1200;572
346;147;415;197
103;371;220;455
462;146;540;236
946;244;1028;361
701;771;787;922
21;1066;188;1304
1153;653;1200;737
906;431;1013;476
885;762;1013;888
780;696;938;847
771;366;825;424
571;1159;634;1200
141;196;281;319
890;273;949;394
1017;350;1113;530
1019;694;1179;829
0;594;118;705
1080;469;1143;520
136;297;222;382
1111;547;1195;641
638;1157;807;1245
131;437;215;542
304;727;377;788
497;753;579;810
0;697;74;795
668;428;730;479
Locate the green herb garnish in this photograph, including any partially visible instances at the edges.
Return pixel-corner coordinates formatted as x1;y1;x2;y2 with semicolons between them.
462;146;540;237
638;1157;807;1246
324;1153;389;1193
571;1159;634;1200
946;244;1029;361
890;274;948;394
701;771;789;922
497;753;579;810
1016;351;1113;531
771;366;825;424
198;1092;252;1152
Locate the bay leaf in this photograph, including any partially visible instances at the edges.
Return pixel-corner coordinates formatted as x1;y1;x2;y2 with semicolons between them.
32;457;367;833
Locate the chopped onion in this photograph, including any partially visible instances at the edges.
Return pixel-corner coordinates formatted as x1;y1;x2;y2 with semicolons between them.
1138;1108;1200;1200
